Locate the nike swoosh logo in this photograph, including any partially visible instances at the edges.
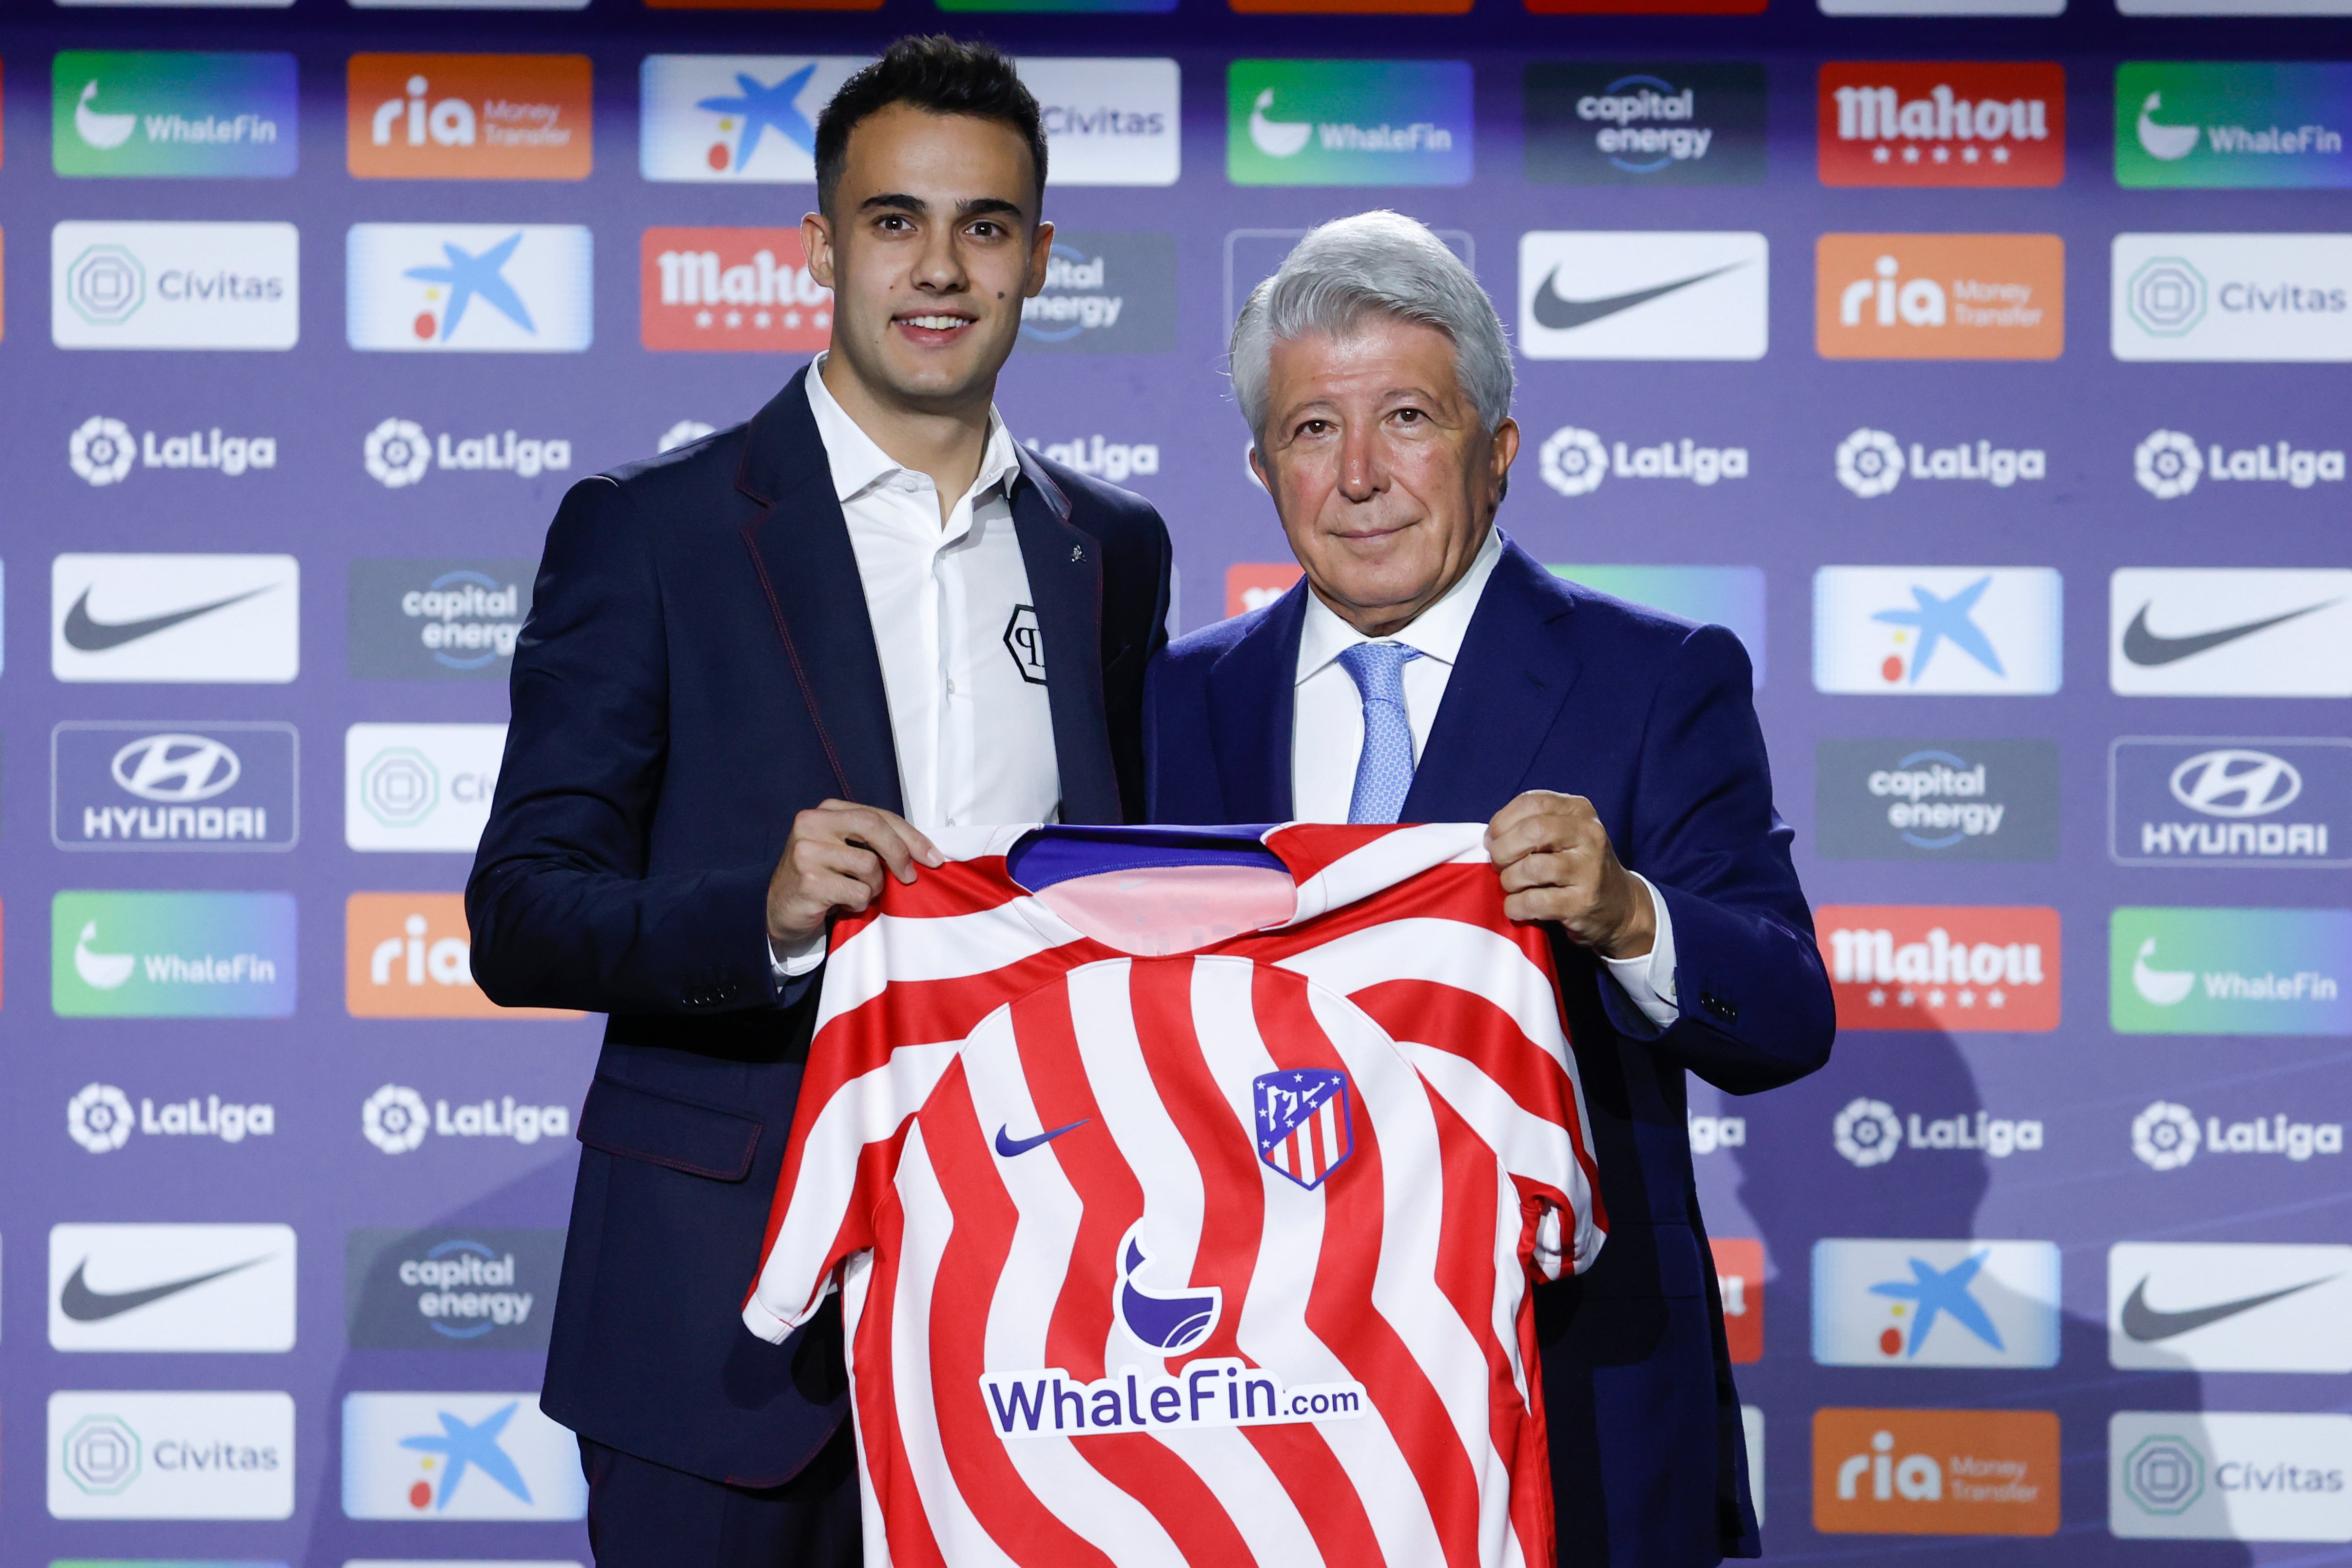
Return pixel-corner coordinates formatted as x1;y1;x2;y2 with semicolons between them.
59;1254;271;1322
2121;1273;2336;1342
63;583;274;653
1531;261;1746;332
2120;599;2339;666
993;1119;1089;1158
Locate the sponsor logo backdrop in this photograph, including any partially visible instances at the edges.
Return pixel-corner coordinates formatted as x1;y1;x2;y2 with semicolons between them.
1;5;2345;1565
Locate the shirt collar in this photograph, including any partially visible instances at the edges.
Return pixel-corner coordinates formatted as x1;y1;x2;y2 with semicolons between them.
804;351;1020;509
1295;525;1506;686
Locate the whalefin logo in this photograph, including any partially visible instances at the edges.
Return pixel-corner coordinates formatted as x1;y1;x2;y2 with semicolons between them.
1114;1224;1221;1355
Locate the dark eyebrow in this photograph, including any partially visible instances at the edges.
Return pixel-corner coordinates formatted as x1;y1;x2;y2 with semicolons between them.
855;193;1027;224
956;197;1026;222
858;193;927;216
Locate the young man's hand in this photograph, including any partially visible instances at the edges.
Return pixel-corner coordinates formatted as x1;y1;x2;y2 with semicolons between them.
768;801;943;947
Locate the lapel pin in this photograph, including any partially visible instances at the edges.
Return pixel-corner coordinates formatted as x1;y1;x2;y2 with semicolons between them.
1070;544;1086;563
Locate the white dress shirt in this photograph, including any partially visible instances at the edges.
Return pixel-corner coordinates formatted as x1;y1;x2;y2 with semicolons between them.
774;357;1060;977
1290;527;1681;1028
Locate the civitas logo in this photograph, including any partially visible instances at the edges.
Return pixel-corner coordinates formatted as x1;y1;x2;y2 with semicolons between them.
2133;428;2345;499
363;417;571;488
2132;1100;2345;1170
67;1082;275;1152
70;416;276;486
1834;428;2046;498
362;1084;571;1154
1833;1095;2045;1168
1024;435;1160;484
1689;1113;1747;1154
1538;426;1749;497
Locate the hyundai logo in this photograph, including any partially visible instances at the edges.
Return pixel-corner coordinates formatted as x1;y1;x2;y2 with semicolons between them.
2169;749;2301;819
110;734;242;803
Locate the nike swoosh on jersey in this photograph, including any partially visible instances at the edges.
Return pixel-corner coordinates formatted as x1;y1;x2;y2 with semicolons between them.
993;1119;1089;1158
2120;599;2338;666
59;1254;271;1322
1530;261;1745;331
62;583;274;653
2119;1274;2335;1341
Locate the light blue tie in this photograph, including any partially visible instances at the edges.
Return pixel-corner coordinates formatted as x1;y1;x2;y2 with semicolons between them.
1337;641;1422;824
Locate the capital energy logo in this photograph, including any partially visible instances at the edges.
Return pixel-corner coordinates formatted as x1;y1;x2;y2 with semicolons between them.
346;723;504;852
1025;434;1161;484
53;51;297;179
362;1084;573;1153
640;56;864;182
1021;231;1177;353
2114;234;2352;362
53;891;296;1018
52;553;298;684
1524;63;1767;185
2132;427;2345;496
2112;1412;2352;1541
348;223;590;352
1813;1239;2060;1368
1818;63;2063;187
69;415;276;486
1711;1237;1764;1362
67;1082;277;1153
52;220;297;350
642;226;830;351
1537;426;1750;497
1813;567;2063;696
348;891;575;1020
49;1390;294;1519
1818;905;2060;1031
350;560;533;681
1813;1408;2059;1535
1518;231;1768;360
1227;61;1472;187
2109;1243;2352;1372
1816;739;2060;861
1832;1097;2046;1167
1817;234;2063;359
2110;568;2352;697
50;1222;295;1352
2119;63;2352;187
348;1227;563;1350
348;54;590;179
1550;565;1767;687
2112;739;2351;868
52;720;297;851
343;1391;588;1519
1022;59;1182;186
362;417;571;488
1832;427;2048;496
2112;907;2350;1035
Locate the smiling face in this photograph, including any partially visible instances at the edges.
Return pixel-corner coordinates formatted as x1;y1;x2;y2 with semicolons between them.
1251;316;1518;637
804;102;1050;419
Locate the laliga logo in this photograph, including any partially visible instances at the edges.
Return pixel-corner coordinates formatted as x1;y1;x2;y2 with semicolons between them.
68;1083;136;1152
1539;426;1749;497
1834;1097;1903;1167
71;415;278;486
2132;1102;2200;1170
70;417;136;486
365;416;572;489
2135;428;2345;499
1836;429;1904;497
2132;1099;2344;1168
364;1084;431;1153
1837;427;2044;497
366;418;432;488
363;1082;572;1153
1540;427;1608;496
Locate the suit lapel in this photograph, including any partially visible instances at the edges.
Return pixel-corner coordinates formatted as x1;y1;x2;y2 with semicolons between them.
735;367;904;814
1204;583;1309;822
1402;542;1582;824
1009;447;1122;826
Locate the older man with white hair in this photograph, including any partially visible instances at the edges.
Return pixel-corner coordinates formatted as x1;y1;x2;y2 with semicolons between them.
1143;212;1835;1568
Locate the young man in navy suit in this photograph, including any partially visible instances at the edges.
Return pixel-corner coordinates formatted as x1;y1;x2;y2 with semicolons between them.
1144;212;1834;1566
469;38;1171;1567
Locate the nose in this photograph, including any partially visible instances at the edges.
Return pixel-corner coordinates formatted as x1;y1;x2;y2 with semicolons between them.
912;225;967;295
1336;424;1384;504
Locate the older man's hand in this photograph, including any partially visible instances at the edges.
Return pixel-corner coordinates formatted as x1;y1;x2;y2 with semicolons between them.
1485;790;1655;959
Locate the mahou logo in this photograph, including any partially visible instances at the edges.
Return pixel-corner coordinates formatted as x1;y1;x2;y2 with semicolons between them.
1818;905;2061;1032
1819;63;2065;188
641;227;831;352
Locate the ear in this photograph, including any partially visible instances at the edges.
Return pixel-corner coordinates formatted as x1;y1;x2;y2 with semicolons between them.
1487;418;1520;508
1247;442;1274;495
802;210;836;291
1024;219;1056;301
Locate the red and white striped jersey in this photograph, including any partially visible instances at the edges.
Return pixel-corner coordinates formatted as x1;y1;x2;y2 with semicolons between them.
745;822;1604;1568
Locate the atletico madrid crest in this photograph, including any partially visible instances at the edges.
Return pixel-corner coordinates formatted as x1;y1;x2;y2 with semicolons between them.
1254;1069;1353;1191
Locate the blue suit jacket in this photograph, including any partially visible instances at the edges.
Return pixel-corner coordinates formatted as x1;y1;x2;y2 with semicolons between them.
1142;539;1833;1567
467;368;1171;1487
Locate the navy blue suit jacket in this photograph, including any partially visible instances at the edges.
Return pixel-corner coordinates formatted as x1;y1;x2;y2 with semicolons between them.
1142;539;1833;1567
467;368;1171;1487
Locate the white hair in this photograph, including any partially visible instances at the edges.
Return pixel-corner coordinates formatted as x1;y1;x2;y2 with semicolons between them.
1230;211;1514;445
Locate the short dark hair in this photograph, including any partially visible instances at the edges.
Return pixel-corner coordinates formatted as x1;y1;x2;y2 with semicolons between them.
815;37;1048;218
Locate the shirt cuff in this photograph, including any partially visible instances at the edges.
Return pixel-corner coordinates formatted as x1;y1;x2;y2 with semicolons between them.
769;929;828;979
1599;873;1679;1030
